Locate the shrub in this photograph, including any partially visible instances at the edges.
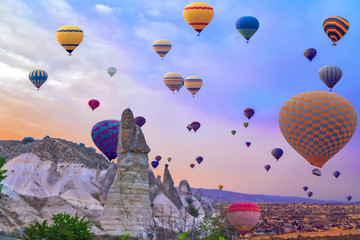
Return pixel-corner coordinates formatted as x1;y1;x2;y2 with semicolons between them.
188;205;199;217
88;147;96;152
79;143;85;147
185;198;194;205
43;136;50;140
21;137;36;144
0;156;8;193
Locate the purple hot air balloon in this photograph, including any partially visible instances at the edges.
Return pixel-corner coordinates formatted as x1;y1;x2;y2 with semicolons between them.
151;160;159;169
333;171;340;179
307;191;313;198
135;116;146;127
187;124;193;132
346;195;352;202
191;121;201;132
196;156;203;164
303;186;308;192
271;148;283;161
304;48;317;61
244;108;255;120
91;120;121;161
155;155;162;161
246;142;251;147
264;165;271;172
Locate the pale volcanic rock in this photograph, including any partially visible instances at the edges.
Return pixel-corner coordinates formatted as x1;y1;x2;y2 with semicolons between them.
194;189;214;216
162;164;184;210
149;166;162;203
178;180;205;216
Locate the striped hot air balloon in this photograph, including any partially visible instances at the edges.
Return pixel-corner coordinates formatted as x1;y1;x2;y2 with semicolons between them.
235;16;259;43
183;2;214;36
56;26;84;56
29;69;48;91
184;76;203;97
318;65;342;91
107;67;117;77
226;203;261;236
163;73;184;93
323;16;349;46
91;120;120;161
153;39;172;59
279;91;357;168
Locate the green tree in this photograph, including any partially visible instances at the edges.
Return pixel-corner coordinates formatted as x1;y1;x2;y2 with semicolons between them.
21;213;94;240
0;156;8;193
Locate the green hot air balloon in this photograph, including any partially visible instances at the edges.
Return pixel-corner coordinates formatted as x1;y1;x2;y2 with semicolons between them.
231;130;236;135
243;122;249;128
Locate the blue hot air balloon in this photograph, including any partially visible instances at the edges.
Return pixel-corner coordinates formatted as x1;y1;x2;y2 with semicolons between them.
264;165;271;172
333;171;340;179
151;160;159;169
246;142;251;147
303;186;308;192
135;116;146;128
235;16;259;43
91;120;121;161
271;148;283;161
29;69;48;91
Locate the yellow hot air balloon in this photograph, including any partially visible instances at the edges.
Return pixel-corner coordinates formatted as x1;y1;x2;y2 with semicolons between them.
183;2;214;36
184;76;203;97
56;26;84;56
218;185;223;190
153;39;172;59
163;72;184;94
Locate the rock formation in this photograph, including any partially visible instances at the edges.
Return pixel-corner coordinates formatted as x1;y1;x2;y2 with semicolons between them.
178;180;205;216
100;108;154;237
98;162;117;204
149;166;162;203
194;189;213;216
162;164;183;210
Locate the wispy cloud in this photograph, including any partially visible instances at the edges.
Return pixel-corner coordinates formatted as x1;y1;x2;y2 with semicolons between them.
94;4;113;14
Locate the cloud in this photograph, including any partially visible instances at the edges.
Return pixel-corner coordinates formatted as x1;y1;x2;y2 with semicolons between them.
94;4;113;14
147;8;160;16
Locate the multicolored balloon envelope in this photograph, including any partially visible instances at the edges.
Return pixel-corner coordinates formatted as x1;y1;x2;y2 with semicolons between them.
163;73;184;93
107;67;117;77
187;125;193;132
318;65;342;91
303;186;308;192
153;39;171;59
135;116;146;127
235;16;259;43
226;203;261;236
323;16;349;46
245;142;251;147
183;2;214;36
218;184;223;190
279;91;357;168
167;157;172;162
304;48;317;61
88;99;100;111
151;160;159;169
190;163;195;168
333;171;340;179
184;76;203;97
346;195;352;201
56;25;84;56
271;148;283;161
155;155;162;161
196;156;203;164
91;120;121;161
307;191;313;198
191;121;201;132
264;165;271;172
29;69;48;91
244;108;255;120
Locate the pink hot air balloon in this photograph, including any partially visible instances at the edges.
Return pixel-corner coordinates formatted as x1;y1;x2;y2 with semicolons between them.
88;99;100;111
191;121;201;132
226;203;261;236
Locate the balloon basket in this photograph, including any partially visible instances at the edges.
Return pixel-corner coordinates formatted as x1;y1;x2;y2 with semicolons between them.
68;53;72;56
332;43;337;46
197;33;200;36
246;40;249;43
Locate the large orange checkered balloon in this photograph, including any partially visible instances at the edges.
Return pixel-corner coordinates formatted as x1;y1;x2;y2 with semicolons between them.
279;91;357;168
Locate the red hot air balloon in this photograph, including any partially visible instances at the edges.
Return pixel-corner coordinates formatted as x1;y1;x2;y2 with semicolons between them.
244;108;255;120
196;156;203;164
88;99;100;111
151;161;159;169
190;163;195;168
226;203;261;236
135;116;146;127
155;155;162;161
191;121;201;132
307;191;313;198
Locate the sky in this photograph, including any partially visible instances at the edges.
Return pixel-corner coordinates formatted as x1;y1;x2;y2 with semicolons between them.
1;0;360;201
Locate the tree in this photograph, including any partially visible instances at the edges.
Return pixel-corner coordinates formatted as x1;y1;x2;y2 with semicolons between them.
21;213;94;240
0;156;8;193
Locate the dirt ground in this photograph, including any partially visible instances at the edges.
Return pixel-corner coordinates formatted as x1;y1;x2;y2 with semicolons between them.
246;229;360;239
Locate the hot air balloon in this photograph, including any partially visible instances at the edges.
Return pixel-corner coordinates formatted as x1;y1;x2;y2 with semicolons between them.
231;130;236;135
177;79;184;93
264;165;271;172
184;76;203;97
151;161;159;169
186;125;193;132
153;39;171;59
307;191;313;198
163;73;184;93
107;67;117;77
29;69;48;91
323;16;349;46
226;203;260;236
191;121;201;132
346;195;352;202
155;155;162;161
243;122;249;128
279;91;357;169
218;185;223;190
135;116;146;128
196;156;203;164
333;171;340;179
91;120;120;161
88;99;100;111
167;157;172;162
303;186;308;192
246;142;251;147
183;2;214;36
235;16;259;43
318;65;342;91
244;108;255;120
190;163;195;169
271;148;283;161
304;48;317;61
56;26;84;56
